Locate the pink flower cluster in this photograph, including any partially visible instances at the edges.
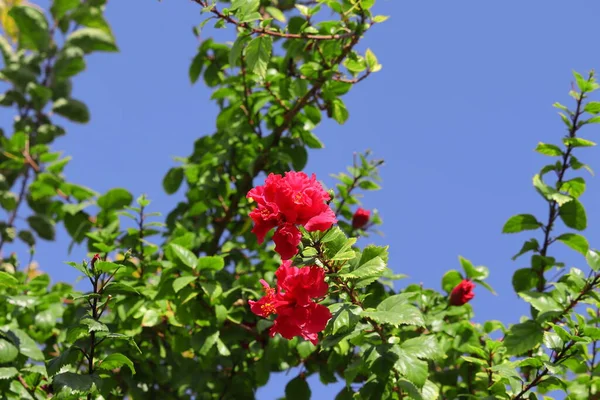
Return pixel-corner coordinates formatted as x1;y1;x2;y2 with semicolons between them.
247;172;337;259
249;261;331;345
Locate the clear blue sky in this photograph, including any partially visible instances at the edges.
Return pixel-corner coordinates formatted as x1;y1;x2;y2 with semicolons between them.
3;0;600;398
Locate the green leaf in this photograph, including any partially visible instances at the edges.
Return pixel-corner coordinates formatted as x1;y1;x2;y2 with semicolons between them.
559;198;587;230
229;34;251;68
339;255;385;288
362;294;424;327
400;335;440;360
563;137;596;148
163;167;184;194
80;317;108;333
372;15;390;23
533;174;572;205
141;309;161;327
189;52;204;83
512;268;538;293
543;331;563;350
197;256;225;271
103;282;140;295
52;372;95;394
560;177;586;198
265;6;286;22
94;261;120;274
47;347;80;376
98;353;135;375
0;339;18;363
535;143;562;157
512;239;539;260
6;329;44;361
0;367;18;380
502;214;541;233
391;345;428;388
285;376;311;400
504;321;543;355
556;233;589;255
9;5;49;50
97;188;132;210
365;48;379;70
585;101;600;114
358;180;380;190
52;98;90;123
55;46;86;80
169;243;198;268
586;249;600;272
173;276;197;293
66;27;118;53
51;0;80;20
0;271;18;286
326;303;361;335
441;270;462;293
300;131;324;149
27;214;55;240
518;292;562;314
245;35;272;78
331;98;349;124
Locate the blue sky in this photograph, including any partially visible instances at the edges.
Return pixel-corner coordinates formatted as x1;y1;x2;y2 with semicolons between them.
3;0;600;398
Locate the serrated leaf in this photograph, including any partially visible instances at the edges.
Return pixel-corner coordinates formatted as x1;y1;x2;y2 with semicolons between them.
47;347;80;376
543;331;563;350
556;233;589;255
560;177;586;198
518;292;562;313
362;294;424;327
0;367;18;380
245;35;271;77
400;335;440;360
52;372;95;394
502;214;541;233
504;321;543;355
533;174;572;205
80;317;108;333
98;353;135;374
66;27;117;53
391;345;428;388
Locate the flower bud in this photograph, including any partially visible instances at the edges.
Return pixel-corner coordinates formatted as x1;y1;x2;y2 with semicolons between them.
352;207;371;229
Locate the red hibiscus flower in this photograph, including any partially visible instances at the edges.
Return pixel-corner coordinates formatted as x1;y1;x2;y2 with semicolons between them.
273;223;302;261
248;262;332;345
247;172;337;259
352;207;371;229
449;279;475;306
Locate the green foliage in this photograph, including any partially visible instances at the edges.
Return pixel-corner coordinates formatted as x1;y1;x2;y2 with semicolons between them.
0;0;598;398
